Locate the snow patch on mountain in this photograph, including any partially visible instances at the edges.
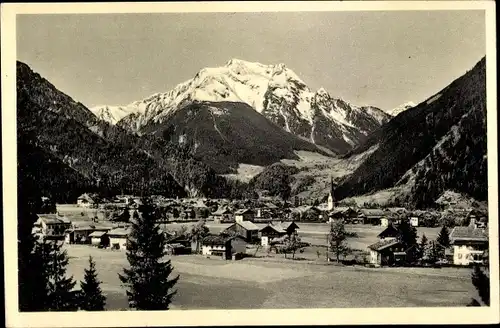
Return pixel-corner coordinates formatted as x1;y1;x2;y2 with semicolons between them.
92;58;390;152
386;101;417;117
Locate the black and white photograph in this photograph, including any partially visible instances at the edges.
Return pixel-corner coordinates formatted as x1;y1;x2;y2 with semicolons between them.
2;1;499;327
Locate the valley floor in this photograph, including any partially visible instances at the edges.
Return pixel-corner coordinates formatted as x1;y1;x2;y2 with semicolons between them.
65;244;476;310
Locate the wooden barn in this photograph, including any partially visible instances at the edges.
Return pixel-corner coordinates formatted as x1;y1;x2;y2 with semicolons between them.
221;221;260;243
368;239;407;266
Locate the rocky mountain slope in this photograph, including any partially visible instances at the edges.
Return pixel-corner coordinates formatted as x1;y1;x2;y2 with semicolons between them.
142;100;329;173
336;57;487;208
92;59;391;154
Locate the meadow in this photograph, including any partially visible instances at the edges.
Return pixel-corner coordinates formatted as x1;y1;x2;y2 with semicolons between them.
65;244;476;310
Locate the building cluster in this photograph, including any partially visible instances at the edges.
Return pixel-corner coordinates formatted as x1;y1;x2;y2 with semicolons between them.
34;181;489;267
367;218;488;267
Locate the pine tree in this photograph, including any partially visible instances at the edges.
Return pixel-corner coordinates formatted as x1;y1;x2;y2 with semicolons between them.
17;155;51;311
418;234;428;262
45;241;78;311
189;220;210;254
328;219;351;263
426;240;443;264
436;225;451;248
397;218;418;264
79;256;106;311
118;202;179;310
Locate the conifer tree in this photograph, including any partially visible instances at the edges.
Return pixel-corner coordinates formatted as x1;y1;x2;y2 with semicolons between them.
397;218;418;264
118;201;179;310
418;234;428;262
436;225;451;248
17;156;52;311
328;219;351;263
79;256;106;311
426;240;443;264
45;241;78;311
189;220;210;254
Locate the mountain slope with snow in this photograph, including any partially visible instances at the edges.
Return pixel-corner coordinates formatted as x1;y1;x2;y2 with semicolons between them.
386;101;416;117
92;59;391;154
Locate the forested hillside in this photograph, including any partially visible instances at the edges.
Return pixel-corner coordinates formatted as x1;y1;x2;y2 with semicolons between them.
17;61;256;200
248;163;299;199
17;132;94;203
142;101;328;174
336;57;487;208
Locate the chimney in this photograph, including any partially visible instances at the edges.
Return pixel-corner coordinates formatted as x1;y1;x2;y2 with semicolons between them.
469;217;477;229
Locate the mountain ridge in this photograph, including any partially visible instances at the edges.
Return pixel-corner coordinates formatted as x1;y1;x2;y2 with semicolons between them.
336;56;487;208
91;58;391;154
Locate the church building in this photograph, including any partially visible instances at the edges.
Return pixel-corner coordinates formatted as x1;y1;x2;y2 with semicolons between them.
327;177;337;211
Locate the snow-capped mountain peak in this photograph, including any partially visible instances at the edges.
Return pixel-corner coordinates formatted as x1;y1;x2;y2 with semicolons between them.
92;59;390;153
386;101;417;116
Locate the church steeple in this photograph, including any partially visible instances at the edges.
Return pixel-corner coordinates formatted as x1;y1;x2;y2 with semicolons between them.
327;177;336;211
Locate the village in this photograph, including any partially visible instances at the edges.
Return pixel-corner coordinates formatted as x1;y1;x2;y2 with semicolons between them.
33;181;489;269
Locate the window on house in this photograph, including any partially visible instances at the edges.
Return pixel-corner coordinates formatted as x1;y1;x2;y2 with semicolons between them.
458;254;462;259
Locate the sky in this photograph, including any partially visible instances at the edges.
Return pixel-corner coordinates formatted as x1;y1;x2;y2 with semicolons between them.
17;10;486;111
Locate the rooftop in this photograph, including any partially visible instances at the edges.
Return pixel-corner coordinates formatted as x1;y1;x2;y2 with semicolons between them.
360;209;386;217
236;221;260;231
107;227;131;237
212;207;232;215
37;214;72;225
234;208;253;215
88;231;107;238
368;239;400;251
202;234;231;245
450;226;488;242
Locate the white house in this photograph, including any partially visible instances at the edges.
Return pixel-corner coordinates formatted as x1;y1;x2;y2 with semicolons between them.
200;235;247;259
449;220;488;266
89;230;109;247
107;227;131;250
77;193;96;208
33;214;72;241
234;208;254;223
380;218;390;227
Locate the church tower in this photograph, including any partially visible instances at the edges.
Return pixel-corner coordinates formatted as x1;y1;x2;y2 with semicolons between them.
327;177;336;211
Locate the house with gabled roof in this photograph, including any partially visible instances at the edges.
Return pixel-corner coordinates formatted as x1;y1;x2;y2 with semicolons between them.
449;219;488;266
33;214;72;241
200;234;247;259
234;208;254;223
368;238;407;266
77;193;97;208
377;223;401;240
107;227;131;250
65;223;111;244
359;208;388;225
258;221;299;246
212;206;233;222
88;230;110;247
221;220;260;243
367;222;411;266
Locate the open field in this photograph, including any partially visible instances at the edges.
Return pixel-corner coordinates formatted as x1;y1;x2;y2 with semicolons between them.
220;163;266;183
65;245;477;310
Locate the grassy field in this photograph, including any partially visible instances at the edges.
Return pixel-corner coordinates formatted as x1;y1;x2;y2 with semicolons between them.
65;245;476;310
